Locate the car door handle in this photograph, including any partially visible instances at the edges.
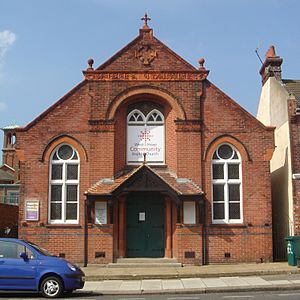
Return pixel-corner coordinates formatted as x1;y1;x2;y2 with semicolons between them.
0;261;4;264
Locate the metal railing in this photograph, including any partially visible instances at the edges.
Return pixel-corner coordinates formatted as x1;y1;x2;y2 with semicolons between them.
0;194;19;205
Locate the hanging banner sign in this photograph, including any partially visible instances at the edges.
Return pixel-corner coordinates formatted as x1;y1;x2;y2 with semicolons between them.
127;125;164;164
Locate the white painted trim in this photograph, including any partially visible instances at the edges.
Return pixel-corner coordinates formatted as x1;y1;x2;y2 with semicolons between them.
0;164;15;172
211;143;243;224
48;143;80;224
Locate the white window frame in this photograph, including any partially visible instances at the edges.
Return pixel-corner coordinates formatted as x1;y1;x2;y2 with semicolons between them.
127;109;146;124
211;144;243;224
146;109;164;125
48;144;80;224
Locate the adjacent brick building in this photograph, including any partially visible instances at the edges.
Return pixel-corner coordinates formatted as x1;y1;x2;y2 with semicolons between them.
16;17;274;265
0;124;20;237
257;45;300;260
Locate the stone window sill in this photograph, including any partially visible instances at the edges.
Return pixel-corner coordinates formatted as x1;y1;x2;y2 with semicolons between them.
209;223;247;228
45;224;82;229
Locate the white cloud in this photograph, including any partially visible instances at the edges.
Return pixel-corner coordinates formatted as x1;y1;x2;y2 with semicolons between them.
0;30;16;60
0;102;7;112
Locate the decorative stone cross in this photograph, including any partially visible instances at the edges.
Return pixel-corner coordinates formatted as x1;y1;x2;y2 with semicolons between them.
141;12;151;28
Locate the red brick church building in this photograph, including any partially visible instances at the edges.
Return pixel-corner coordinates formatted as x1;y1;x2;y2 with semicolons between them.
16;16;275;265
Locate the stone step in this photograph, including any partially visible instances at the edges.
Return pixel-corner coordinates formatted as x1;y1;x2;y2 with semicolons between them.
116;258;179;263
107;258;182;268
107;262;183;268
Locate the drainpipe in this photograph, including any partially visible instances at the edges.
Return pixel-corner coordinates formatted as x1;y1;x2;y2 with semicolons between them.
202;197;207;265
84;197;88;267
199;79;208;265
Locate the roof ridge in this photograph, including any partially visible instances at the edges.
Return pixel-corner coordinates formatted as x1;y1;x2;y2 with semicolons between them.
283;79;300;82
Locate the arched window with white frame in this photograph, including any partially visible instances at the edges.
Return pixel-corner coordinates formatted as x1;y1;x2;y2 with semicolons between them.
49;144;80;224
146;109;164;124
212;143;242;224
128;109;146;124
127;108;165;164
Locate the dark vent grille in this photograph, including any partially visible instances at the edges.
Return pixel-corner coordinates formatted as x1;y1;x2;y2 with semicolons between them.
95;252;105;258
184;251;195;258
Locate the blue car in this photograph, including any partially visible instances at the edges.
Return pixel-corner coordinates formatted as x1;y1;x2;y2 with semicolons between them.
0;238;85;297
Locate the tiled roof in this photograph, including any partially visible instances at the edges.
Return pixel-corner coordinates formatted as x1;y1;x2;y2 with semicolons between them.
282;79;300;107
86;165;203;196
86;165;144;195
0;169;15;181
155;170;203;196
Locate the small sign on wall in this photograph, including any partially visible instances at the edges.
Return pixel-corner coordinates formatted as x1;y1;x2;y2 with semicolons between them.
183;201;196;224
25;200;39;221
139;212;145;221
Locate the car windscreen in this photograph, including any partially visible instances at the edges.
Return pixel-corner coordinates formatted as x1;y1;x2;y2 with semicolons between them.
26;241;54;256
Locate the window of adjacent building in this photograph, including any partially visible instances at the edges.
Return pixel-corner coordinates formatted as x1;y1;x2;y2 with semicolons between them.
7;192;19;205
183;201;196;224
212;143;242;224
12;134;16;145
49;144;79;224
127;108;164;165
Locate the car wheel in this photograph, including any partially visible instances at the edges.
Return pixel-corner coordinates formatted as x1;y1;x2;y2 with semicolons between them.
40;276;63;298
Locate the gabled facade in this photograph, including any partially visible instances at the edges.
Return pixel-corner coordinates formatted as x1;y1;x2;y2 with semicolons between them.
257;46;300;260
16;18;274;265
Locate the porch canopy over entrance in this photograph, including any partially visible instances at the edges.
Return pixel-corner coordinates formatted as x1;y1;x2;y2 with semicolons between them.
84;164;204;262
85;164;204;201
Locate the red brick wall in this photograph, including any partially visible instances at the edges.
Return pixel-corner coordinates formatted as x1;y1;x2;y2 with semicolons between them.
2;151;19;172
174;225;203;264
20;226;85;263
207;227;272;263
99;30;195;72
87;225;114;264
201;82;274;263
288;99;300;235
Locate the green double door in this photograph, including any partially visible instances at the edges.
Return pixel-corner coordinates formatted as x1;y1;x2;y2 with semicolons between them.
126;193;165;258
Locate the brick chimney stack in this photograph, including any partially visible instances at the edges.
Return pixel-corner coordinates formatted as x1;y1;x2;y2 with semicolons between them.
259;45;283;86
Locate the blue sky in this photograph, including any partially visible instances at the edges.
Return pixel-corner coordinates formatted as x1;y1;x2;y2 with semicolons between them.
0;0;299;158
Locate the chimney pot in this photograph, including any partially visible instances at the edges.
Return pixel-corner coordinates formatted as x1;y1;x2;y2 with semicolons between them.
259;45;282;86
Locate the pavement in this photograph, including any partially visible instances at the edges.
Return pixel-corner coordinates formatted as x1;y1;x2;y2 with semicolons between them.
80;262;300;295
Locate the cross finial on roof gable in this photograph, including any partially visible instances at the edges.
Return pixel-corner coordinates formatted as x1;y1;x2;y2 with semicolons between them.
141;12;151;29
